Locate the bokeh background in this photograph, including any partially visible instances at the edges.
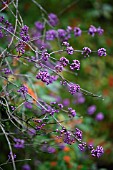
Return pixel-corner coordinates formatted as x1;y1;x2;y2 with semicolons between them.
0;0;113;170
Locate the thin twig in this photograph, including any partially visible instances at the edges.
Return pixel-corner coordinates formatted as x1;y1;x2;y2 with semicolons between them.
0;123;16;170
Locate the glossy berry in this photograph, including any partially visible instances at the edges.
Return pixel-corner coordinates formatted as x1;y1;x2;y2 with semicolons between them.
98;48;106;56
70;60;80;70
48;13;59;27
82;47;91;57
88;25;97;36
74;27;82;37
66;46;74;55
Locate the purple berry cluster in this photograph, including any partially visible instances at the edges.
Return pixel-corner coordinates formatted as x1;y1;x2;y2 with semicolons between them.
35;21;44;31
69;83;80;95
88;25;104;36
20;25;30;42
82;47;92;57
87;105;104;121
46;29;57;41
74;27;82;37
2;68;11;74
8;152;16;160
56;128;75;145
17;85;28;94
68;107;76;117
36;122;46;131
74;128;83;141
91;146;104;158
22;164;31;170
0;16;14;38
78;142;86;151
48;13;59;27
17;85;28;99
70;60;80;70
66;46;74;55
24;101;32;109
59;57;69;67
55;64;64;73
98;48;107;56
14;138;25;149
16;40;26;54
41;51;50;61
54;56;70;73
36;70;57;85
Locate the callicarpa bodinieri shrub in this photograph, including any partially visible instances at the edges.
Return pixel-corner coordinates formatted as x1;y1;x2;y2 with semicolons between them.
0;0;106;169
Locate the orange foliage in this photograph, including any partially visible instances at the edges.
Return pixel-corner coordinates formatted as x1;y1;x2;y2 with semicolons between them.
51;135;63;144
12;58;18;66
63;146;70;152
77;165;83;170
106;38;113;47
50;161;57;167
67;119;83;129
108;75;113;87
84;66;92;73
103;89;109;96
106;148;112;154
87;138;94;145
24;84;37;103
63;155;71;163
34;81;45;87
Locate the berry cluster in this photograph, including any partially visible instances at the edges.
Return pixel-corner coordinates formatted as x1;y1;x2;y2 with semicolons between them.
0;16;14;38
36;70;57;85
14;138;25;149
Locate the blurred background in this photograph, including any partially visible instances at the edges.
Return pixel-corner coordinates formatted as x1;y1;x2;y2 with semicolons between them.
0;0;113;170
